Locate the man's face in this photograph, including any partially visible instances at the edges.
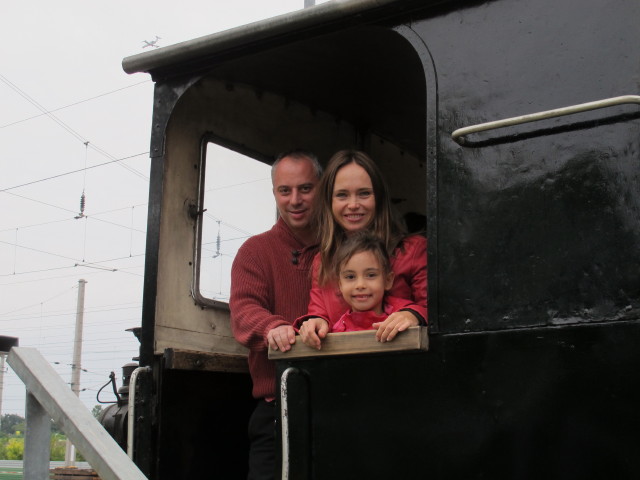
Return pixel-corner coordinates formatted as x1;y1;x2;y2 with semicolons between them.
272;156;318;235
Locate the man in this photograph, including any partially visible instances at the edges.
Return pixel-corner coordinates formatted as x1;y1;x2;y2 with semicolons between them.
230;150;322;480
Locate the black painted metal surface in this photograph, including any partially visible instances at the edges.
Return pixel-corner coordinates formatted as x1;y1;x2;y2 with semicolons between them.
420;0;640;333
278;322;640;479
275;0;640;478
134;0;640;478
156;369;254;480
0;335;18;353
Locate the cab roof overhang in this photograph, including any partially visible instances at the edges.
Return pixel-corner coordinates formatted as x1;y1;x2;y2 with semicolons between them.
122;0;438;78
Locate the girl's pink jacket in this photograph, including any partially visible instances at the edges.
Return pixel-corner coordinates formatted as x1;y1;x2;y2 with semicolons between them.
331;295;417;332
295;235;427;329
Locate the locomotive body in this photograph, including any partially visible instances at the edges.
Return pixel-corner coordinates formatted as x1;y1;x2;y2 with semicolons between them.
122;0;640;478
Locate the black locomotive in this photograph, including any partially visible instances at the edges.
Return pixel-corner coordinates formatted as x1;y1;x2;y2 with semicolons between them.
118;0;640;478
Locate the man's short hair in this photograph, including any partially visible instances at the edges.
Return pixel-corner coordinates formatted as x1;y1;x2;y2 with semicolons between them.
271;149;322;181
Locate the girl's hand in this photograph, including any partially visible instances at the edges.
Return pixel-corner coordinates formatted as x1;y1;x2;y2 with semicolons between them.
372;311;419;343
299;317;330;350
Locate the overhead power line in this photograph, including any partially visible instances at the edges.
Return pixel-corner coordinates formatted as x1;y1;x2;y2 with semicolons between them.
0;261;145;287
0;73;149;181
0;250;145;279
0;198;149;236
0;304;142;322
0;151;149;193
0;286;76;317
0;79;151;129
0;239;82;263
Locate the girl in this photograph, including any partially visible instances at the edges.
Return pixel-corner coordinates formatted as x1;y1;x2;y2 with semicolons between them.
297;150;427;349
330;231;417;332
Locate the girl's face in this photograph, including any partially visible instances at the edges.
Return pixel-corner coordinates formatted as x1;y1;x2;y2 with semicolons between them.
338;250;394;314
331;162;376;233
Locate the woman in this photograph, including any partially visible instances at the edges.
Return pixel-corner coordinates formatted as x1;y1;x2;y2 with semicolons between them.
297;149;427;348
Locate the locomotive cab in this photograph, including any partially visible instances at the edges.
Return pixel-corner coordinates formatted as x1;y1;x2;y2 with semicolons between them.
123;5;430;478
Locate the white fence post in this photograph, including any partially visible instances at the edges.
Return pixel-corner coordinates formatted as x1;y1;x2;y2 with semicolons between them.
23;391;51;480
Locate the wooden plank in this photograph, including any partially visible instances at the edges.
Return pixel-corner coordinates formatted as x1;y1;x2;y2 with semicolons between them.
163;349;249;373
51;476;99;480
154;325;248;357
50;468;98;474
50;468;101;480
268;326;428;360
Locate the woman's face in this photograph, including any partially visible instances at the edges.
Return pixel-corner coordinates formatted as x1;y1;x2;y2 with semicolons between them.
331;162;376;233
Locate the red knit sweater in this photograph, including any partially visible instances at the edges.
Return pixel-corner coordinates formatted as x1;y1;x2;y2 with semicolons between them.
230;218;317;399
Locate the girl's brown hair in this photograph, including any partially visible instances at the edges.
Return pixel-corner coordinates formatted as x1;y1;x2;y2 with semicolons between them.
333;231;392;282
314;149;405;285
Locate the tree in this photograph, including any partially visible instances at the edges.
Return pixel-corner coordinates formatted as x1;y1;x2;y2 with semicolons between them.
5;438;23;460
50;433;66;461
0;414;25;436
92;404;104;419
51;419;64;435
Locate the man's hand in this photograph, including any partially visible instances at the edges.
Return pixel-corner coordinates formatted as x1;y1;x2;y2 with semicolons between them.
298;317;330;350
372;311;419;342
267;325;297;351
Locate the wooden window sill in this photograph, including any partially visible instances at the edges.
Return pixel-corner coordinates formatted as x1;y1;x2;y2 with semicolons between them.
268;326;428;360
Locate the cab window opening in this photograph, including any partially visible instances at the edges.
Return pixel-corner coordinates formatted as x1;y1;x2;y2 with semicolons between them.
196;142;275;303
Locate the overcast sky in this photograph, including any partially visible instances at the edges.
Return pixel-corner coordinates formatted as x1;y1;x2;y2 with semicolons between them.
0;0;329;418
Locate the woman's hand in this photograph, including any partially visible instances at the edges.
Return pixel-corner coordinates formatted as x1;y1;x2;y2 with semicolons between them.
372;311;419;342
299;317;330;350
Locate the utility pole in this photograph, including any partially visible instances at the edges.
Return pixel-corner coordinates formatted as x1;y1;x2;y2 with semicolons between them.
0;353;5;429
65;279;87;466
0;336;19;431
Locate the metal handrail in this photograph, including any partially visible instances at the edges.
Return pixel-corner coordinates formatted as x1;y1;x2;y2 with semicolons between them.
280;367;299;480
8;347;148;480
127;366;152;459
451;95;640;145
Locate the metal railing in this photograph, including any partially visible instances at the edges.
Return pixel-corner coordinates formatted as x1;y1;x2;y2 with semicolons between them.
279;367;298;480
7;347;147;480
451;95;640;145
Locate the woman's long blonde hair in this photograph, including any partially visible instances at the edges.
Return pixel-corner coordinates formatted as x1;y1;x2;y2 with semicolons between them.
314;150;406;285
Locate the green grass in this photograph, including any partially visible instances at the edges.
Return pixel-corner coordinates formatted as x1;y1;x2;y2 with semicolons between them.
0;467;22;480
